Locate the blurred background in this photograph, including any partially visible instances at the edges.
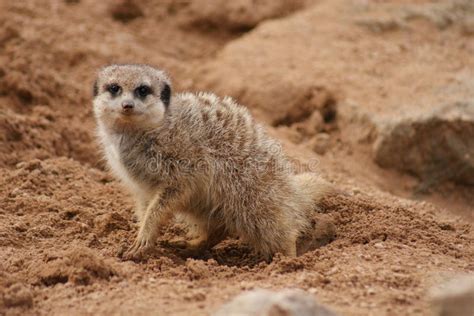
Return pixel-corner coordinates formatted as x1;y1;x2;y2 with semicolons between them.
0;1;472;315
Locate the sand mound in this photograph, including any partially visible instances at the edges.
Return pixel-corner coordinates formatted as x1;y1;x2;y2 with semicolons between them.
33;247;119;286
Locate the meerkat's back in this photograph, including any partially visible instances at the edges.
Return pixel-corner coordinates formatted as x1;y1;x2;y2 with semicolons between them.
171;92;273;159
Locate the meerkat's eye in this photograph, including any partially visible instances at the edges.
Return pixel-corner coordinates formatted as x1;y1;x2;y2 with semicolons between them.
107;84;121;96
135;85;152;98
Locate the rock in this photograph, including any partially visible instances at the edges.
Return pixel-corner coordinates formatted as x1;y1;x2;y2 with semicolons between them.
373;102;474;186
213;288;338;316
430;275;474;316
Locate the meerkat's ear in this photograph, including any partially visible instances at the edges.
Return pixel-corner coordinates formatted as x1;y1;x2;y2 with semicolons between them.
93;80;99;97
161;83;171;107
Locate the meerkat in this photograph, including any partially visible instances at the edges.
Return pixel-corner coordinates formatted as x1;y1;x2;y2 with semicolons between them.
93;64;333;260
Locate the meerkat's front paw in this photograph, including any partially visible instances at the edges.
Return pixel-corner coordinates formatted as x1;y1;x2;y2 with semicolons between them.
162;236;208;258
123;233;155;261
165;237;189;249
166;235;207;250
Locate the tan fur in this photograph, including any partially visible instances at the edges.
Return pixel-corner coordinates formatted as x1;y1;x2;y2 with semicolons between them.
93;64;332;260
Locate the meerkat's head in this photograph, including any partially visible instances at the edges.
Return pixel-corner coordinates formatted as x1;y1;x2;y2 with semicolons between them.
92;64;171;130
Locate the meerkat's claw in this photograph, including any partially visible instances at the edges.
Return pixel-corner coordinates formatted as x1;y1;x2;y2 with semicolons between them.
123;236;155;261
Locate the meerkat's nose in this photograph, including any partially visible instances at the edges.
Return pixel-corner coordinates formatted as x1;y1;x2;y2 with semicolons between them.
122;100;135;112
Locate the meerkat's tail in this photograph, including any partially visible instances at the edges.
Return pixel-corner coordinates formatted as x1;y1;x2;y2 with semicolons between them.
292;172;336;207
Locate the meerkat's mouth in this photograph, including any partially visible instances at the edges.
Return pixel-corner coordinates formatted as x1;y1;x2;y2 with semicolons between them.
113;111;142;124
120;109;141;117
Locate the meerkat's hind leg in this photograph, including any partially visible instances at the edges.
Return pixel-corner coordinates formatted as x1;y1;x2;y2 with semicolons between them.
178;225;227;258
187;213;228;250
179;232;209;252
171;215;227;253
166;229;208;250
244;214;300;261
168;214;228;257
281;234;298;257
258;233;298;261
166;213;206;248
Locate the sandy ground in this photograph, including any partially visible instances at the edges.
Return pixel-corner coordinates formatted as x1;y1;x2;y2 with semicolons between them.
0;0;473;315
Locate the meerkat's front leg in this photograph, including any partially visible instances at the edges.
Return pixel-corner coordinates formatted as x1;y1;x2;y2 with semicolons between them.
124;188;177;260
133;197;147;223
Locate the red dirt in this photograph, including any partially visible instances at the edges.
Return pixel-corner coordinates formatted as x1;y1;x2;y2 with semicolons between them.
0;0;472;315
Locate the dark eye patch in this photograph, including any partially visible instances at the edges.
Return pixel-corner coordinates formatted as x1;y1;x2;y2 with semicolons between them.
93;80;98;97
161;83;171;107
107;83;121;96
135;85;152;98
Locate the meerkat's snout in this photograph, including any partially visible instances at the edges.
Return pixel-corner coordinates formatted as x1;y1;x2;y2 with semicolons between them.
121;99;135;114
